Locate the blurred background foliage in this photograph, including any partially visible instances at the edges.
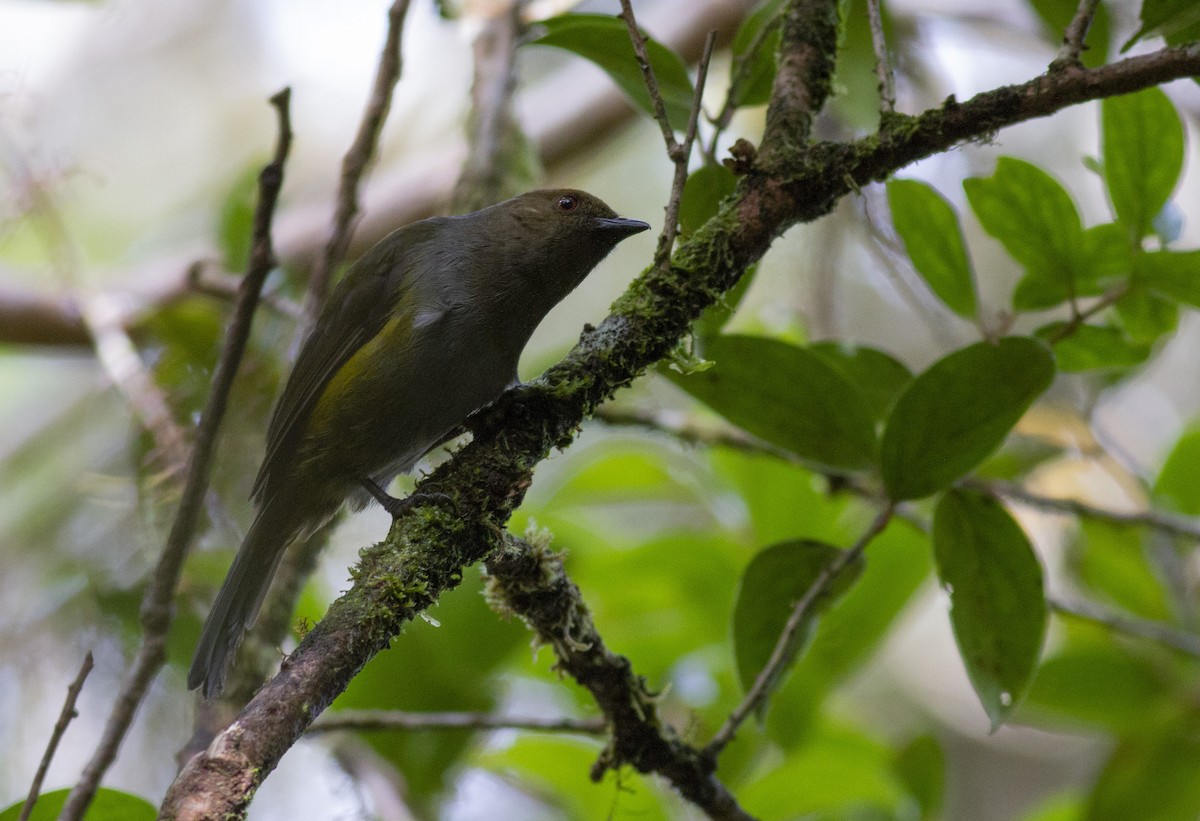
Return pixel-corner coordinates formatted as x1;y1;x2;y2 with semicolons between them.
3;0;1200;819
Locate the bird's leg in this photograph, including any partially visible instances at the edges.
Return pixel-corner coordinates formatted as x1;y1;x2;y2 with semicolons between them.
358;478;457;520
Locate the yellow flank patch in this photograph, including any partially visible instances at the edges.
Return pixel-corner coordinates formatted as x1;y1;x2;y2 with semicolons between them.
307;311;410;434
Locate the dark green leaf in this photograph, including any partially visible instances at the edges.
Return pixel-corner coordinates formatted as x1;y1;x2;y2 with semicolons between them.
766;520;931;746
728;0;785;108
964;158;1085;311
887;178;978;318
1102;88;1185;241
933;489;1047;728
530;14;695;130
1025;642;1172;733
1154;427;1200;515
1034;322;1149;372
893;735;946;820
1085;719;1200;821
666;335;880;471
695;264;757;342
1122;0;1200;50
680;162;737;237
732;540;864;698
880;337;1056;500
808;341;914;424
1029;0;1110;67
0;788;156;821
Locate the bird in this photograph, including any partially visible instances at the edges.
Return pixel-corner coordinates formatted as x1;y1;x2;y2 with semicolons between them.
188;189;649;697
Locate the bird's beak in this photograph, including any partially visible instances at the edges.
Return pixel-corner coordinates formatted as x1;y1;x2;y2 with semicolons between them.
594;217;651;237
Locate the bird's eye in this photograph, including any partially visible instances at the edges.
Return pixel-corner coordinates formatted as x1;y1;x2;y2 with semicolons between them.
557;195;578;212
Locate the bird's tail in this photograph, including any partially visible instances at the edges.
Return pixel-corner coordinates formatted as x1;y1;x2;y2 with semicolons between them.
187;495;295;698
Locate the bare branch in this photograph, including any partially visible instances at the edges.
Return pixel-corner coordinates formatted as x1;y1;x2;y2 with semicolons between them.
1050;596;1200;658
1050;0;1103;71
18;653;94;821
706;504;894;757
299;0;411;337
617;0;683;159
867;0;896;114
452;0;528;212
309;708;605;735
60;89;294;821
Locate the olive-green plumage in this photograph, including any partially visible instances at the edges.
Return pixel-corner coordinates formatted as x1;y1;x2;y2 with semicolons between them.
188;189;648;697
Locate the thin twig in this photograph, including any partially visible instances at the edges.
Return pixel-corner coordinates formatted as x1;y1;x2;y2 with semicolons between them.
187;261;303;319
59;89;294;821
617;3;714;269
708;9;782;159
969;477;1200;542
867;0;896;114
659;31;718;267
309;709;605;735
1049;596;1200;657
18;653;94;821
617;0;682;159
706;503;895;757
1050;0;1103;71
298;0;411;338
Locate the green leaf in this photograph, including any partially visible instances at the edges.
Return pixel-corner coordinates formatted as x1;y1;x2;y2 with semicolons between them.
1102;88;1185;242
694;263;757;341
880;337;1056;500
665;334;880;472
1154;427;1200;515
933;489;1047;729
732;539;864;698
892;735;946;820
1029;0;1110;67
1034;322;1150;372
530;14;695;131
808;341;914;424
1024;642;1172;733
728;0;785;108
964;158;1086;311
0;788;157;821
1085;719;1200;821
1134;250;1200;307
887;178;978;318
679;162;737;237
1114;285;1179;345
1122;0;1200;50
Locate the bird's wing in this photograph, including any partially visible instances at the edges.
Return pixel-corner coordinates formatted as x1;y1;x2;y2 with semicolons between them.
251;222;437;502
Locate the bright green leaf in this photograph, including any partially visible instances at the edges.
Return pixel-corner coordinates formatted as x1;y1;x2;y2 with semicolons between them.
1024;642;1172;733
881;337;1056;500
933;488;1047;729
530;14;695;131
694;263;758;341
0;788;156;821
728;0;785;108
1154;427;1200;515
1114;285;1179;344
666;334;880;472
887;178;978;318
964;158;1085;311
1102;88;1185;241
1034;322;1149;372
679;162;737;237
1134;250;1200;307
732;540;864;699
808;341;914;424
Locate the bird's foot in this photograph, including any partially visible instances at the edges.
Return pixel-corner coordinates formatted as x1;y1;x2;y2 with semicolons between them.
358;478;457;520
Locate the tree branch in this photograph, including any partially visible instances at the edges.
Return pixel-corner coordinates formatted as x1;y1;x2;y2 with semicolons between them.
61;89;293;821
18;653;93;821
1050;0;1103;71
309;708;604;735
